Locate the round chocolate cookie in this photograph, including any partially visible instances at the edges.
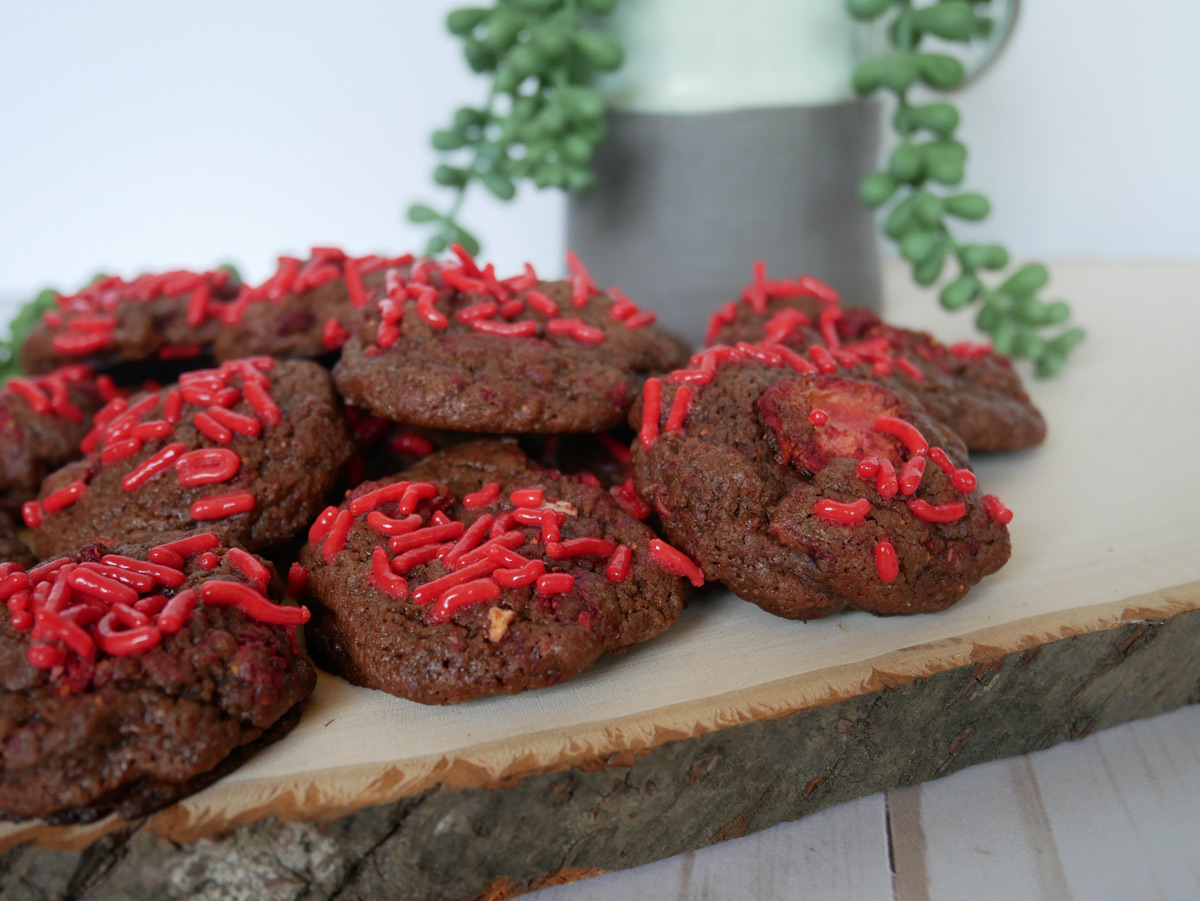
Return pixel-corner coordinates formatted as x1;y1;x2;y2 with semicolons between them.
332;248;690;434
0;531;314;823
28;358;354;558
632;346;1013;619
213;248;413;363
299;440;691;705
20;269;240;376
0;365;105;511
707;269;1046;452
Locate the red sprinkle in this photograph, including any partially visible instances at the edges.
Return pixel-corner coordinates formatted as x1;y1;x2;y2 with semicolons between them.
611;479;652;519
463;482;501;509
175;448;241;487
190;491;256;521
896;357;925;381
101;438;143;465
665;385;693;433
322;509;355;562
68;568;138;606
155;531;221;558
640;378;662;450
193;411;233;445
546;537;616;559
775;345;818;374
525;289;559;317
473;319;538;337
875;416;929;456
122;443;188;492
200;580;309;625
951;469;978;493
100;554;186;589
981;494;1014;524
242;378;281;427
808;408;830;427
227;548;271;593
412;559;497;605
876;459;899;500
511;488;544;508
370;547;409;599
391;544;447;574
157;588;198;633
808;345;838;374
874;540;900;582
388;522;465;554
163;390;183;424
308;506;340;543
898;456;927;496
813;497;872;524
198;552;220;569
389;433;436;457
349;481;411;516
95;614;162;657
367;511;422;536
444;514;494;565
322;317;350;351
605;545;631;582
428;578;501;624
207;405;261;437
43;481;88;514
540;509;562;543
647;539;704;587
928;447;956;475
396;482;439;515
536;573;575;597
907;499;967;523
287;563;308;598
493;560;545;588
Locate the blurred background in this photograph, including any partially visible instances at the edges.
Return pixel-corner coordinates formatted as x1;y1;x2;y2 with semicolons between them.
1;0;1197;296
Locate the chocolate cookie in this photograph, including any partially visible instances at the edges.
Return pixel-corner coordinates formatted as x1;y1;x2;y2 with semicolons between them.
706;263;1047;452
0;365;107;510
632;345;1012;619
28;358;354;558
213;248;414;362
0;531;314;823
299;440;691;705
332;248;690;434
20;269;240;376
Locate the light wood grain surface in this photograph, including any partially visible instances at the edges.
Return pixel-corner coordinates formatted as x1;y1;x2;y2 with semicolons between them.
529;699;1200;901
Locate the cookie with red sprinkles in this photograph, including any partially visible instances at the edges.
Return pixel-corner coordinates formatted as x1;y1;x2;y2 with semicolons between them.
20;268;241;376
213;247;414;362
0;364;108;510
332;247;690;434
0;531;314;823
28;358;354;559
706;261;1047;452
632;346;1012;619
299;439;690;705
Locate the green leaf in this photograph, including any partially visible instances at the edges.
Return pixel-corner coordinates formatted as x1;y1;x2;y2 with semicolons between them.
431;129;467;151
482;11;524;51
944;192;990;220
559;86;605;122
913;241;947;285
916;53;966;89
990;318;1017;355
959;243;1010;271
493;66;523;94
880;55;918;92
884;195;918;239
453;107;487;131
434;165;470;187
1035;349;1066;378
976;301;1002;333
217;263;242;285
448;224;481;256
912;2;975;40
921;140;967;185
1010;295;1046;324
888;143;924;183
511;0;560;9
859;172;899;208
407;203;442;223
507;44;545;78
572;30;624;70
980;244;1010;270
852;59;888;94
580;0;618;11
560;134;593;165
908;102;959;136
912;191;943;228
565;167;597;191
1044;301;1072;324
1050;327;1086;354
999;263;1050;297
463;39;497;73
846;0;893;21
940;274;980;310
900;230;937;264
481;172;516;200
532;25;570;58
446;7;488;35
425;234;448;255
1012;327;1045;359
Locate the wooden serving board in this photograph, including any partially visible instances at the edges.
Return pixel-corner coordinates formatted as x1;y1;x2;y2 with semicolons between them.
1;261;1197;901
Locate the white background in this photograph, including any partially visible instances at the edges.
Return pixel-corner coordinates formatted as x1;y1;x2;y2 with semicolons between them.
1;0;1197;297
